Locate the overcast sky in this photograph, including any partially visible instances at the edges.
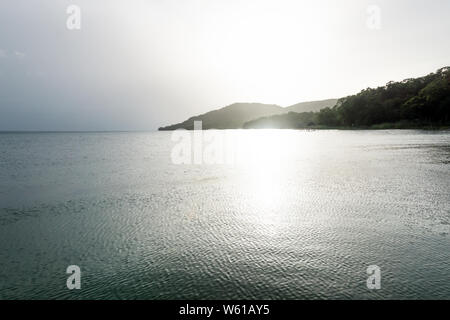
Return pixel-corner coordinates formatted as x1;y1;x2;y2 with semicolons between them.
1;0;449;131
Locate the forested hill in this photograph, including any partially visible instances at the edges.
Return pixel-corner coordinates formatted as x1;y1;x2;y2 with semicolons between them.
158;99;337;130
158;103;284;130
244;67;450;129
286;99;338;113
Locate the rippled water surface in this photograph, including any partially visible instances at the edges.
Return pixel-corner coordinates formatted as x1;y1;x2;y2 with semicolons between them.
0;130;449;299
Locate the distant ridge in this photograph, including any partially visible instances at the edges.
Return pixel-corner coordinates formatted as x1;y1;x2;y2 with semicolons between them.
286;99;338;113
158;103;283;130
160;66;450;130
158;99;337;130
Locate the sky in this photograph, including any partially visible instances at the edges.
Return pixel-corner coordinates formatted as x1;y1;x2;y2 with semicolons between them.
0;0;449;131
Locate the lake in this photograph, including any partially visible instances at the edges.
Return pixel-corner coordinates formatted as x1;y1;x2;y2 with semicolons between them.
0;130;449;299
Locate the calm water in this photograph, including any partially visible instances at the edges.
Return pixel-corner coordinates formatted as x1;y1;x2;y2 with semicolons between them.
0;130;449;300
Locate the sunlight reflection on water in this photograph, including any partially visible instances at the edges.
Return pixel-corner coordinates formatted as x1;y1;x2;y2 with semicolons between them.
0;130;449;299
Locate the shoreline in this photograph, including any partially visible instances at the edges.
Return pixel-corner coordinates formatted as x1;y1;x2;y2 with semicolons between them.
159;126;450;131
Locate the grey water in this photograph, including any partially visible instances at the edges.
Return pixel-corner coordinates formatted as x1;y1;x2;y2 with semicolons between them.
0;130;449;300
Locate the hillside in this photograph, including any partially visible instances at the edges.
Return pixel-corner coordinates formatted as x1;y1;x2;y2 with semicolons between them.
158;103;284;130
244;67;450;129
158;99;337;130
243;112;316;129
286;99;338;113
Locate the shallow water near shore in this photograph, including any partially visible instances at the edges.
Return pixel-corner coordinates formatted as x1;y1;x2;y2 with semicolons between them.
0;130;449;299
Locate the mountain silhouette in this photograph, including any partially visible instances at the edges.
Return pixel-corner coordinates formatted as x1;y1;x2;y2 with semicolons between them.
158;99;337;130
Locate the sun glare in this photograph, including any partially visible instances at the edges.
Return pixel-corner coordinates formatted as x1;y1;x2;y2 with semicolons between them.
234;130;299;218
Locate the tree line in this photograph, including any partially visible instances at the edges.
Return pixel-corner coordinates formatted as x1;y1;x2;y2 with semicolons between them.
245;67;450;129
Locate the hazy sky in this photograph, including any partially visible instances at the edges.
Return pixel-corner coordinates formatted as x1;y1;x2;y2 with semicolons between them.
1;0;449;130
